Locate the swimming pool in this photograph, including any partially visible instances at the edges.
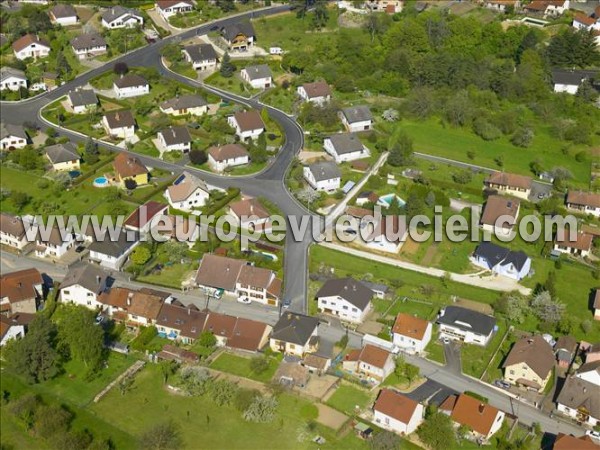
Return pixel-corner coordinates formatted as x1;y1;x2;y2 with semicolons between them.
380;193;405;207
93;176;109;188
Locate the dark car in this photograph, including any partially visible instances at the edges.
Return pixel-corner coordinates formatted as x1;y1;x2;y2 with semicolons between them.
494;380;511;389
210;25;219;31
75;245;85;253
282;298;291;309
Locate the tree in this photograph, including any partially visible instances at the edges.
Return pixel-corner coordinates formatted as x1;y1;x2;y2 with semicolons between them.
131;245;152;266
211;379;237;406
311;1;329;30
576;79;598;103
496;294;530;324
11;191;31;211
243;395;278;423
5;315;60;383
159;360;179;384
511;127;534;148
387;131;413;167
220;52;236;78
249;357;269;374
139;421;182;450
85;137;99;164
234;388;260;412
113;62;129;75
382;109;399;122
547;28;600;68
118;376;135;396
452;169;473;185
404;363;420;386
33;405;72;439
198;331;216;348
161;43;183;64
369;430;400;450
56;51;71;80
189;149;208;165
163;241;188;263
530;291;565;325
178;367;212;396
417;411;457;450
124;178;137;190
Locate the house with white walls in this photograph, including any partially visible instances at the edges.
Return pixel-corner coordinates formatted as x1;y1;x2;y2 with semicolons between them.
67;89;98;114
228;110;265;141
182;43;218;71
102;110;136;141
160;94;208;116
343;344;395;381
0;213;29;251
12;34;50;60
269;312;319;357
316;277;373;324
208;144;249;172
392;313;432;354
297;81;331;105
228;197;271;231
156;1;194;19
59;264;109;310
164;171;211;212
0;67;27;92
373;389;424;435
71;33;107;60
88;229;139;270
50;4;78;26
35;226;76;259
471;242;531;281
566;191;600;217
240;64;273;89
101;6;144;29
303;161;341;192
1;123;28;150
158;126;192;153
113;74;149;99
324;132;370;163
339;106;373;132
437;306;496;346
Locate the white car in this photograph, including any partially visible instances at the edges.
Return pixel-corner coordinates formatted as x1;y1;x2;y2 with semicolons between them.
237;297;252;304
586;430;600;440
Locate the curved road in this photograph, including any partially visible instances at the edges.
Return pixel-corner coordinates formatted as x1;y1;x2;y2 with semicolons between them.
0;4;320;312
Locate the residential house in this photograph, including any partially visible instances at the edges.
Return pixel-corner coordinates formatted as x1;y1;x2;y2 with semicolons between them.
0;213;29;251
0;268;42;316
71;33;107;60
228;197;271;231
483;1;517;12
480;195;520;238
208;143;249;172
373;389;424;435
195;254;245;297
575;360;600;386
154;214;200;247
113;153;149;187
523;0;570;17
45;143;81;171
59;263;109;310
88;228;139;270
553;232;593;258
182;44;218;71
270;312;319;357
103;110;136;141
228;110;265;141
343;344;395;381
364;215;408;254
297;81;331;105
556;375;600;427
324;133;370;163
437;306;496;346
50;4;78;26
502;335;555;392
594;290;600;321
0;313;34;347
221;22;255;51
1;123;28;150
303;161;341;192
302;354;331;374
392;313;432;354
555;335;577;370
339;106;373;132
553;433;599;450
240;64;272;89
35;226;75;259
12;34;51;60
552;69;599;95
67;89;98;114
101;6;144;29
158;126;192;153
583;343;600;363
225;316;272;352
155;301;208;343
566;191;600;217
573;12;600;33
123;201;169;234
100;286;166;327
156;1;194;19
470;242;531;281
113;74;149;99
363;281;389;299
160;94;208;116
316;277;373;324
484;172;532;200
447;394;505;441
365;0;404;13
164;171;210;211
236;264;281;306
0;66;27;92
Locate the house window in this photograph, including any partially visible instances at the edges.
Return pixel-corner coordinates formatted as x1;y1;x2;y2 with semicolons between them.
509;370;515;375
289;344;295;350
342;305;348;310
63;290;70;295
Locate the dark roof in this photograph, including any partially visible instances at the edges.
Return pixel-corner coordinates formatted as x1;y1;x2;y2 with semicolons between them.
68;89;98;107
577;360;600;375
51;4;77;19
551;68;598;86
45;142;80;164
341;106;372;124
114;74;148;89
71;33;106;51
437;306;496;336
327;133;364;154
502;335;555;379
208;143;248;162
88;229;138;258
156;302;208;341
0;213;26;238
12;34;50;53
272;312;319;346
0;66;26;83
159;126;191;146
183;43;217;62
160;94;207;111
222;22;255;42
231;110;265;132
102;6;142;24
0;123;27;140
307;161;341;182
473;242;529;271
104;110;135;129
242;64;272;81
556;376;600;419
60;263;108;293
316;277;373;310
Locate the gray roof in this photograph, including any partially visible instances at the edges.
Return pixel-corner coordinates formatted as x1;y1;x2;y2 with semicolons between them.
160;94;207;111
222;21;255;42
88;229;138;258
183;43;217;62
437;306;496;336
0;123;27;141
473;242;529;272
51;4;77;19
71;33;106;51
159;126;191;146
45;142;80;164
114;74;147;89
316;277;373;311
577;360;600;375
68;89;98;108
272;312;319;346
556;376;600;419
243;64;272;81
60;263;108;293
102;6;142;24
552;68;599;87
362;281;389;294
327;133;364;155
307;161;341;182
0;66;26;83
341;106;373;124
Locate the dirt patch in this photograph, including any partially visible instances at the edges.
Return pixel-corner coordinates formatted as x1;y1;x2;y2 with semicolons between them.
316;403;349;431
357;319;384;335
400;236;420;256
75;6;95;24
420;242;439;266
448;2;477;15
454;298;493;315
304;375;339;400
338;12;366;29
299;150;330;163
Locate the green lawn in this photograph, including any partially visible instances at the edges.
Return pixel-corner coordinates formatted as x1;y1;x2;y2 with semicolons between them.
137;262;196;289
326;384;372;415
209;352;280;383
461;320;508;379
425;327;446;365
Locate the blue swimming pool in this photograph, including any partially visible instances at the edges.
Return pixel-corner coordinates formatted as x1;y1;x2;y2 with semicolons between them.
93;176;109;188
380;193;406;207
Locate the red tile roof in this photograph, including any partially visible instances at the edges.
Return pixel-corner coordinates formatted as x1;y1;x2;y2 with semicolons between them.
392;313;429;341
374;389;420;424
450;394;502;436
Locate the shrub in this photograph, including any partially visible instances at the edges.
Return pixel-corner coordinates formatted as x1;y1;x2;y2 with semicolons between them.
472;118;501;141
189;149;208;165
130;326;157;351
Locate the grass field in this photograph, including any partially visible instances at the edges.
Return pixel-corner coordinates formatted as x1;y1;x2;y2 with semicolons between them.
461;320;508;379
326;384;372;416
210;352;280;383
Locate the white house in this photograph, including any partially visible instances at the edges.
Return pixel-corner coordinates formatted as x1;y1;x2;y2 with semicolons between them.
573;12;600;33
0;314;34;347
551;69;599;95
303;161;341;192
101;6;144;29
485;172;532;200
67;89;98;114
0;213;29;251
1;123;28;150
556;376;599;428
324;133;370;163
447;394;505;442
363;215;408;254
49;4;78;26
524;0;570;17
208;144;249;172
228;110;265;141
59;264;109;310
228;197;271;232
35;226;76;259
12;34;50;60
480;195;520;239
156;0;194;19
392;313;432;354
297;81;332;105
240;64;273;89
88;229;139;270
373;389;424;435
316;277;373;324
470;242;531;281
339;106;373;132
0;67;27;92
575;361;600;386
566;191;600;217
437;306;496;346
158;126;192;153
113;74;149;99
343;344;395;381
164;171;210;212
71;33;107;60
269;312;320;357
235;264;281;307
182;44;218;71
160;94;208;116
102;110;136;141
553;232;593;258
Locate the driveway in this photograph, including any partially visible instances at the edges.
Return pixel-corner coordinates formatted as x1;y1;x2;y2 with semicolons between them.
443;341;462;375
529;181;553;203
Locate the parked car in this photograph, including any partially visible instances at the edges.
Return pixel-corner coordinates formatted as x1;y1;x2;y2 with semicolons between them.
237;297;251;304
282;298;291;309
94;315;104;325
442;337;450;344
494;380;511;389
586;430;600;440
75;245;85;253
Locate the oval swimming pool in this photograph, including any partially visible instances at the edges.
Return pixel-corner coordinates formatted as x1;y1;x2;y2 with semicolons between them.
93;177;109;188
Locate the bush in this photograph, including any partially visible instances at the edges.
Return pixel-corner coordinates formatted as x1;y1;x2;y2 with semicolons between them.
130;326;157;351
189;149;208;166
452;169;473;185
511;127;534;148
472;118;501;141
464;391;487;403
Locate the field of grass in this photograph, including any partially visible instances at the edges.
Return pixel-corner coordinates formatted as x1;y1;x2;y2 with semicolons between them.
424;328;446;365
461;320;508;379
326;384;372;415
209;352;280;383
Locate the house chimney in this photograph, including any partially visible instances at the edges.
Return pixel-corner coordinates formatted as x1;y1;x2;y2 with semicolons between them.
17;282;22;288
96;275;101;284
127;292;133;306
478;404;485;414
187;306;191;316
115;112;120;121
